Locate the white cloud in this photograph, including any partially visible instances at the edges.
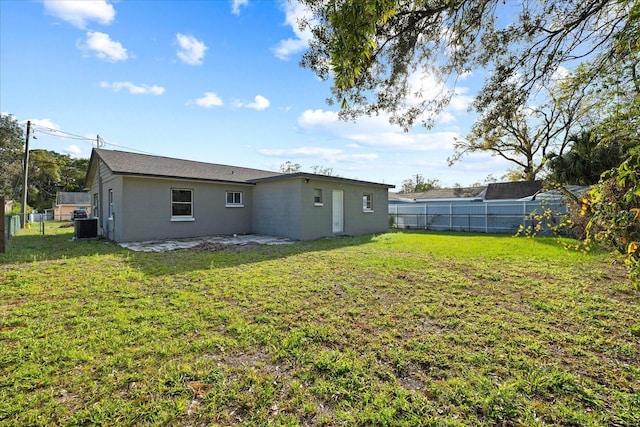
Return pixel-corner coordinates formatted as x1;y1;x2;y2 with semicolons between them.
192;92;224;108
259;146;378;163
100;81;165;95
437;111;457;124
29;118;60;130
64;144;85;158
176;33;207;65
235;95;271;111
448;93;473;112
552;65;570;82
43;0;115;29
272;1;312;60
406;70;448;107
349;132;457;151
297;108;459;152
298;109;340;126
231;0;249;15
80;31;128;62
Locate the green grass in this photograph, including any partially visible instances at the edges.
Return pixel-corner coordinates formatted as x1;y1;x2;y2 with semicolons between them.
1;223;639;426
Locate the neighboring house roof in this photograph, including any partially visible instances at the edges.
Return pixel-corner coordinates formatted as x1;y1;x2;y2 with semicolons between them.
484;180;543;200
56;192;90;206
87;149;394;188
533;185;590;201
390;186;486;201
390;181;546;203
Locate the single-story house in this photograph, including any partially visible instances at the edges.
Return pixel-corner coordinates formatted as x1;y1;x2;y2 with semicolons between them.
84;148;394;243
53;191;91;220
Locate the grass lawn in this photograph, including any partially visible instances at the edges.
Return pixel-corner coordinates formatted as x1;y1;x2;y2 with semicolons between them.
1;223;639;426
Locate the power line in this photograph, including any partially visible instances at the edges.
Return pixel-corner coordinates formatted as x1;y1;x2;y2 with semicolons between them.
93;135;157;156
28;122;160;156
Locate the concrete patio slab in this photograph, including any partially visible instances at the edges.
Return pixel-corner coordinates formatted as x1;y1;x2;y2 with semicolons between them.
119;234;293;252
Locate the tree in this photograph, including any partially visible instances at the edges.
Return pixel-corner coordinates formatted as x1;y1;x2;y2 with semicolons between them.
300;0;633;148
0;114;24;200
399;175;440;193
585;146;640;286
450;74;594;180
310;165;336;176
279;161;302;174
25;150;89;212
546;130;634;186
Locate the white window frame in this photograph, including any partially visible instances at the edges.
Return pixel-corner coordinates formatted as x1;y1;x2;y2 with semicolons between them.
225;191;244;207
171;188;195;221
93;193;99;219
363;193;373;212
314;188;323;206
108;189;114;218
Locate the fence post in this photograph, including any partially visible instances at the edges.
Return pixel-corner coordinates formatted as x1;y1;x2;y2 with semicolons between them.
485;203;488;233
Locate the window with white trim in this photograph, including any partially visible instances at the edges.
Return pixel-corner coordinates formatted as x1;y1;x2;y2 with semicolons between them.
225;191;243;207
108;189;114;218
363;193;373;212
314;188;323;206
171;188;193;219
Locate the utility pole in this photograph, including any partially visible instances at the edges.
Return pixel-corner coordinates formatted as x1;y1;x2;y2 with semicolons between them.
21;121;31;228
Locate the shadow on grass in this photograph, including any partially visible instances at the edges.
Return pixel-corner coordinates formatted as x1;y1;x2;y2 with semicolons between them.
2;225;379;276
392;227;586;247
2;227;126;262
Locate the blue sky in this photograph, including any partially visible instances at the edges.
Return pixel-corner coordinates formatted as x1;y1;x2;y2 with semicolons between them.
1;0;514;189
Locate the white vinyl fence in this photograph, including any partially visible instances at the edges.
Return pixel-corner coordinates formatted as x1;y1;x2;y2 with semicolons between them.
389;200;567;234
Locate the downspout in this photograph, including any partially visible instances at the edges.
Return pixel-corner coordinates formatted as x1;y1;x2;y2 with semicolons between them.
98;159;104;237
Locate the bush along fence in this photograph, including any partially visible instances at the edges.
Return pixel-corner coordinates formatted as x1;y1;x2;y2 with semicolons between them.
388;200;567;235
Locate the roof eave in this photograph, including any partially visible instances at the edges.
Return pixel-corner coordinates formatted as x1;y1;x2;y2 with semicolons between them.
249;172;395;188
110;171;258;186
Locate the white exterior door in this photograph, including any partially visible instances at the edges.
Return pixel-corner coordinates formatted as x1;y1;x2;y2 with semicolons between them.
332;190;344;233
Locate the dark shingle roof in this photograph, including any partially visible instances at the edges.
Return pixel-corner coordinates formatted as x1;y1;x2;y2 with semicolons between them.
93;149;280;183
484;180;543;200
90;149;394;188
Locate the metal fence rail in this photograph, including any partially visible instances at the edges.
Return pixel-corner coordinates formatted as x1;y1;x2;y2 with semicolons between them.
388;200;567;234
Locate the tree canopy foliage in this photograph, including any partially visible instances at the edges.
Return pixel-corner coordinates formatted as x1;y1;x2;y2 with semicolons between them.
0;114;24;200
280;161;302;173
300;0;637;179
399;175;440;193
0;114;89;212
27;150;89;212
300;0;634;127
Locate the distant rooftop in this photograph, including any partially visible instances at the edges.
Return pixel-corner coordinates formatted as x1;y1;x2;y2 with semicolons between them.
484;180;543;200
390;180;546;202
56;192;90;205
390;186;486;201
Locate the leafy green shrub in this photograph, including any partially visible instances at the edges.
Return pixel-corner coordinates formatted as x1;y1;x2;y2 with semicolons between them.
584;147;640;286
